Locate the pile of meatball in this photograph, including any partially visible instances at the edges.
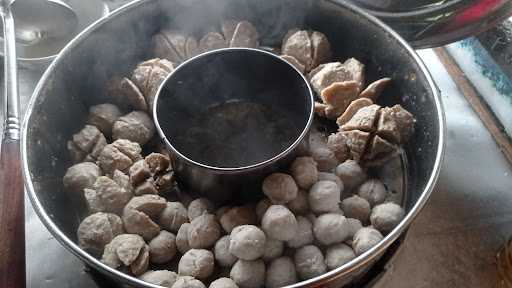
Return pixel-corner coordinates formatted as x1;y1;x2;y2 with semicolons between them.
62;19;413;288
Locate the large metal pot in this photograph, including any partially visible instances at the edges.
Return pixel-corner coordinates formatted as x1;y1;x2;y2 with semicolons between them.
21;0;445;287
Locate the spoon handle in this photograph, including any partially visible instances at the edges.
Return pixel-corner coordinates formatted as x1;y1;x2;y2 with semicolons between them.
0;3;26;288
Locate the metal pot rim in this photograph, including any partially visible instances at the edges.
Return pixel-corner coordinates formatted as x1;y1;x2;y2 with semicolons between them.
21;0;446;287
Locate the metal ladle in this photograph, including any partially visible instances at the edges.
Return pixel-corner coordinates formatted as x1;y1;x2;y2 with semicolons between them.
0;0;77;287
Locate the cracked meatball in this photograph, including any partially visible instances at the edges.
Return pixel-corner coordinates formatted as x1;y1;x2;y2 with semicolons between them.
77;212;123;256
112;111;155;146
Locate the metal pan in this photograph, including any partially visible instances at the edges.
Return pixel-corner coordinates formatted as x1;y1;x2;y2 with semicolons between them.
21;0;445;287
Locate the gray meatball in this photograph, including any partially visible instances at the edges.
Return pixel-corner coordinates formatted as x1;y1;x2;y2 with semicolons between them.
370;202;405;233
345;218;363;245
209;277;239;288
159;202;188;233
178;249;215;280
229;225;266;260
310;146;338;172
139;270;178;288
266;257;297;288
287;189;309;215
317;172;344;194
230;259;266;288
63;162;102;195
335;160;367;191
77;212;123;256
112;111;155;145
325;243;356;270
176;223;191;254
290;157;318;190
214;235;237;267
341;195;371;223
294;245;327;280
149;230;177;264
357;179;387;207
188;198;215;221
188;214;221;249
313;213;350;245
171;276;206;288
262;238;284;262
352;227;383;255
308;181;340;214
87;176;133;215
220;206;257;233
255;198;271;221
87;103;122;136
286;216;314;248
261;205;298;241
262;173;298;204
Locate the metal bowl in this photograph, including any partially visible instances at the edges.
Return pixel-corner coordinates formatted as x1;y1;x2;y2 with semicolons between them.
21;0;445;287
0;0;109;69
348;0;512;48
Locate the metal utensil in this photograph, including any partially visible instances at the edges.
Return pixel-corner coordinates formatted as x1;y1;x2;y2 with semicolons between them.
154;48;314;203
11;0;77;46
0;0;76;287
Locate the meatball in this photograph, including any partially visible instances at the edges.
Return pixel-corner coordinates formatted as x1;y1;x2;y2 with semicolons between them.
98;139;142;175
229;225;266;260
122;195;166;240
262;238;284;262
308;180;340;214
188;214;221;249
86;103;122;136
139;270;178;288
294;245;327;280
188;198;215;221
261;205;298;241
334;160;367;191
214;235;237;267
286;216;314;249
176;223;191;254
63;162;102;196
112;111;155;145
262;173;298;204
171;276;206;288
370;202;405;233
101;234;147;273
77;212;123;256
230;259;266;288
68;124;107;163
290;157;318;190
310;146;338;172
220;206;257;233
357;179;387;207
255;198;271;221
266;257;297;288
148;230;177;264
317;172;344;194
287;189;309;215
209;277;238;288
178;249;215;280
325;243;356;270
86;176;133;215
129;160;151;186
145;152;171;174
345;218;363;244
341;195;371;223
159;202;188;233
352;227;383;255
313;213;350;245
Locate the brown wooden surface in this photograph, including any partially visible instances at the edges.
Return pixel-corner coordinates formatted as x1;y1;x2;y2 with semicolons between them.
0;140;26;288
434;47;512;166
